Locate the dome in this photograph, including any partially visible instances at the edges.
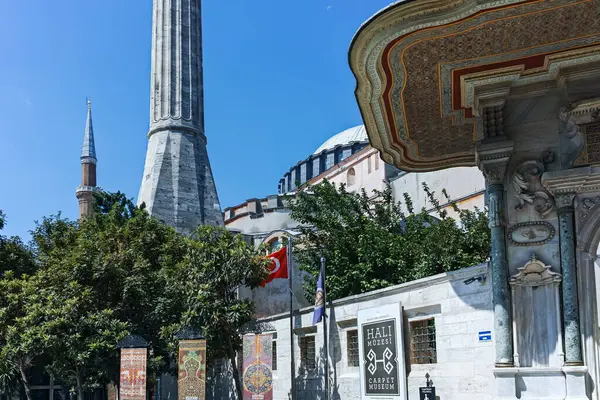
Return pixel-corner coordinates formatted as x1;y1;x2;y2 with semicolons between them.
313;125;367;154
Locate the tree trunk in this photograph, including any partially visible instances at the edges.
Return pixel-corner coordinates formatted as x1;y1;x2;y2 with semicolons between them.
75;368;84;400
17;360;32;400
227;341;242;400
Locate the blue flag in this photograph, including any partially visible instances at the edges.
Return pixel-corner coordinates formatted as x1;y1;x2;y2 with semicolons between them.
312;270;325;325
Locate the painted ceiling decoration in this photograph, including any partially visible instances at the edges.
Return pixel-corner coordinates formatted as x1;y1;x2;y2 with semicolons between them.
349;0;600;171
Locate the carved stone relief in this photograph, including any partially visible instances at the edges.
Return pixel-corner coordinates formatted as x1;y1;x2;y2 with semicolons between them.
579;196;600;221
511;158;555;218
508;221;555;247
509;253;561;287
559;104;585;169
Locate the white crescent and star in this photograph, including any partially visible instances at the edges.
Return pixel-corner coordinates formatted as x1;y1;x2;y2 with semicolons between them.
269;257;281;274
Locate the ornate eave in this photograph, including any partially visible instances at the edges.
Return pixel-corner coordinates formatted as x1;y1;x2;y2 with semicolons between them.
349;0;600;172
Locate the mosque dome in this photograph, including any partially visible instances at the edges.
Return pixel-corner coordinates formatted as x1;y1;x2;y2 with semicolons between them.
279;124;370;194
313;125;367;154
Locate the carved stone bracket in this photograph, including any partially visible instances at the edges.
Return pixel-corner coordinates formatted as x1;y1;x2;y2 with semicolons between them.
509;254;562;288
511;157;555;218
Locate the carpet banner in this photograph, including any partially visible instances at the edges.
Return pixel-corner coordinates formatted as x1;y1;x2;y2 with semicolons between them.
119;348;147;400
178;339;207;400
242;334;273;400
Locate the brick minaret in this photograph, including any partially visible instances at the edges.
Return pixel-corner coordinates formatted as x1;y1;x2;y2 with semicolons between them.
137;0;223;233
76;99;97;218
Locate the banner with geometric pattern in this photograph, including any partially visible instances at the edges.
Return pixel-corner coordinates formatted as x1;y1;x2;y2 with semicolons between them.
178;339;207;400
242;334;273;400
119;348;147;400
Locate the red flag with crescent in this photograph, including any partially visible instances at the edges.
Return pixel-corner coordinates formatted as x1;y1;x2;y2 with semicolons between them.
260;247;288;287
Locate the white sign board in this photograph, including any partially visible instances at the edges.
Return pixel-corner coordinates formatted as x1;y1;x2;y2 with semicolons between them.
357;303;407;400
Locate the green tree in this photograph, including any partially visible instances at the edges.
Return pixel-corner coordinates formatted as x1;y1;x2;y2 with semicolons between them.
0;211;39;400
168;226;269;400
30;192;188;389
289;181;490;300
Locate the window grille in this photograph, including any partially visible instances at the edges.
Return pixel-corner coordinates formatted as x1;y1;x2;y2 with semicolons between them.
300;336;316;370
410;318;437;364
346;330;359;367
272;341;277;371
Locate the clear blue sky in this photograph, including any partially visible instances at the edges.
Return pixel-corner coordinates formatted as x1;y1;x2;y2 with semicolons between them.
0;0;393;239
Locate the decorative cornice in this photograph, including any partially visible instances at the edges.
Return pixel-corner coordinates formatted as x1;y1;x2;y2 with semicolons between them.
81;156;97;165
542;167;600;195
173;326;205;340
76;186;98;195
117;335;149;349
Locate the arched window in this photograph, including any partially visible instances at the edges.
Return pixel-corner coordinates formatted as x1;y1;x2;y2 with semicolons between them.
347;167;356;186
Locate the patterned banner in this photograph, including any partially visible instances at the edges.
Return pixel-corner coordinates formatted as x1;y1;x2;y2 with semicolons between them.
119;348;147;400
178;339;207;400
242;334;273;400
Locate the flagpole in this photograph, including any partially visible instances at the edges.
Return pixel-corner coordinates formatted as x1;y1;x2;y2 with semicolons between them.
321;257;329;400
288;238;296;400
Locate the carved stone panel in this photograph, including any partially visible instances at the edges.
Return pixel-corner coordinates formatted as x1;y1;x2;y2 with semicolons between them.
574;122;600;166
579;195;600;221
510;255;563;368
508;221;555;247
511;159;554;218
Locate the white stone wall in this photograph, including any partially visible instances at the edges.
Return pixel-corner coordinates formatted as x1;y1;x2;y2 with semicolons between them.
390;166;486;216
236;264;495;400
309;148;388;196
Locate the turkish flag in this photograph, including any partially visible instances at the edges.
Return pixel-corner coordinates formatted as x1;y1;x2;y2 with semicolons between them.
260;247;288;287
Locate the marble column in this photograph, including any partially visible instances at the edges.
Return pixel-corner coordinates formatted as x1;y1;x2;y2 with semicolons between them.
556;193;583;365
482;163;514;366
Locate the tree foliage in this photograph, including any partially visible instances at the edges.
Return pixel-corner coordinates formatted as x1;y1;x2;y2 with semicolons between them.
167;226;269;400
289;181;491;300
0;192;270;400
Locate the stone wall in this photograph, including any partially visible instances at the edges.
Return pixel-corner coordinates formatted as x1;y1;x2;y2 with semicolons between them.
230;264;495;400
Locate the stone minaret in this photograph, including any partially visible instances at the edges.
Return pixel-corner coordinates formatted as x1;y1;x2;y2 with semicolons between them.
76;99;97;218
138;0;223;233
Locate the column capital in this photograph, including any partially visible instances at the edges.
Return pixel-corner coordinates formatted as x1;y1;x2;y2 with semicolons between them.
555;192;576;212
476;140;514;185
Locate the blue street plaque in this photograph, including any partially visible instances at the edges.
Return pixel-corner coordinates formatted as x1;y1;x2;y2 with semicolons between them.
478;331;492;342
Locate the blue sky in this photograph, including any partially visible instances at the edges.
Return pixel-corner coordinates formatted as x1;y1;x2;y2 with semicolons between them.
0;0;393;239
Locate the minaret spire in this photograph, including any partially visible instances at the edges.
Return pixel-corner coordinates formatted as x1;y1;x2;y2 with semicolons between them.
138;0;223;233
76;98;98;218
82;98;97;163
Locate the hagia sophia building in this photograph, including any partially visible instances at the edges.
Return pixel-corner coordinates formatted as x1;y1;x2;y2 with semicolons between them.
223;124;486;316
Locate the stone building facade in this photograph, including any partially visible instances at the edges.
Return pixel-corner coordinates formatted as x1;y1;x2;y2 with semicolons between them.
236;263;494;400
350;1;600;398
224;125;487;318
